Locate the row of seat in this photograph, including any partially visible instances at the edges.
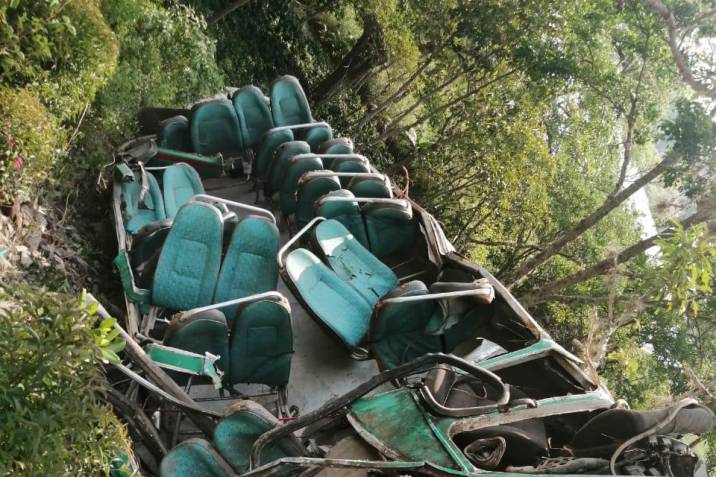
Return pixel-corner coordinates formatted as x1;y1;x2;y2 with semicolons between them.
154;76;332;177
283;219;494;370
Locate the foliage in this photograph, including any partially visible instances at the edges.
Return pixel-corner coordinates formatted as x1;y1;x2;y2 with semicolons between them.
0;285;131;476
0;87;63;203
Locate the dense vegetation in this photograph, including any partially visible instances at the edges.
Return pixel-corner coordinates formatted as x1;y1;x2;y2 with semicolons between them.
0;0;714;474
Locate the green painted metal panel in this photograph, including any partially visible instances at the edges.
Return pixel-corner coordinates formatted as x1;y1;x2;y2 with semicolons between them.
147;343;223;388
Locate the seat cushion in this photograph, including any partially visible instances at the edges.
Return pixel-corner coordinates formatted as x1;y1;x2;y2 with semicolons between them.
122;171;167;234
159;438;234;477
214;216;280;325
314;220;398;306
315;190;369;248
266;141;311;197
348;177;392;199
158;115;192;152
229;300;293;387
270;75;313;126
213;401;305;474
163;309;230;384
256;129;293;179
232;86;273;148
152;202;223;310
162;163;205;218
295;175;341;227
190;99;242;156
286;248;372;349
363;201;417;258
280;156;323;216
370;281;441;370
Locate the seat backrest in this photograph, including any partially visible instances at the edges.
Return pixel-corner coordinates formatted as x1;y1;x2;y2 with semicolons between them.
295;175;341;227
190;99;242;156
348;176;393;199
214;216;280;324
285;248;372;349
121;170;167;234
303;124;333;151
159;438;234;477
162;163;205;218
228;300;292;387
316;137;353;169
315;189;369;248
157;115;192;152
370;281;441;370
162;309;230;384
232;86;273;148
266;141;311;196
363;201;418;258
255;128;294;179
270;75;313;126
314;219;398;306
331;156;371;187
152;201;223;310
213;400;305;473
280;155;323;216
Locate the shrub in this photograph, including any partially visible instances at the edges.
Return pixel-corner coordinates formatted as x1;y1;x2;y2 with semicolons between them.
0;87;63;203
0;285;131;477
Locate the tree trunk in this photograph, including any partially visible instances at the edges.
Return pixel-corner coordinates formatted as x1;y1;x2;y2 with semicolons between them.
312;14;387;107
503;155;678;288
518;213;713;307
207;0;251;26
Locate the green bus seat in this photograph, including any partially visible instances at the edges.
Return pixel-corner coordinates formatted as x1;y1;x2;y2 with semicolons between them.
255;129;294;180
162;163;205;218
315;190;369;248
279;155;323;216
214;216;280;325
316;137;354;169
159;438;234;477
158;115;192;152
331;156;370;187
190;99;242;157
228;300;293;387
313;220;398;306
163;309;230;385
152;202;223;311
231;86;273;149
121;171;167;235
294;174;341;227
285;248;372;350
265;141;311;198
363;201;418;259
304;125;333;150
348;176;392;199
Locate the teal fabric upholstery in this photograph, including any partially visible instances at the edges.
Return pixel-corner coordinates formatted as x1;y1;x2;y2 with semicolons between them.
348;177;392;199
152;202;223;310
232;86;273;148
158;115;192;152
229;300;293;387
285;248;372;349
317;137;354;169
370;281;441;370
270;75;313;126
163;310;230;384
363;201;418;258
266;141;310;197
121;171;167;234
331;157;371;187
294;175;340;227
304;125;333;150
279;156;323;216
315;190;369;248
159;438;234;477
190;99;242;156
214;216;280;324
256;128;293;179
213;401;305;474
314;220;398;306
162;163;205;218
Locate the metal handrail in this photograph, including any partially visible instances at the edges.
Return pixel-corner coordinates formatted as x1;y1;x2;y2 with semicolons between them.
265;122;331;135
276;216;325;268
290;153;368;163
380;287;494;304
316;196;411;210
181;291;288;319
193;194;276;224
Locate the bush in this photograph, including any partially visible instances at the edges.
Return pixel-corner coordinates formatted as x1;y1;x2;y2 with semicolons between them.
0;87;63;203
0;286;131;477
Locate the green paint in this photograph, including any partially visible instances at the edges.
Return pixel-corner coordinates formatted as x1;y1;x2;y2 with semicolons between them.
147;343;223;388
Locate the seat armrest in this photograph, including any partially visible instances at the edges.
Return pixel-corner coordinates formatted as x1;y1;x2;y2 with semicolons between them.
113;251;151;306
153;148;224;178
